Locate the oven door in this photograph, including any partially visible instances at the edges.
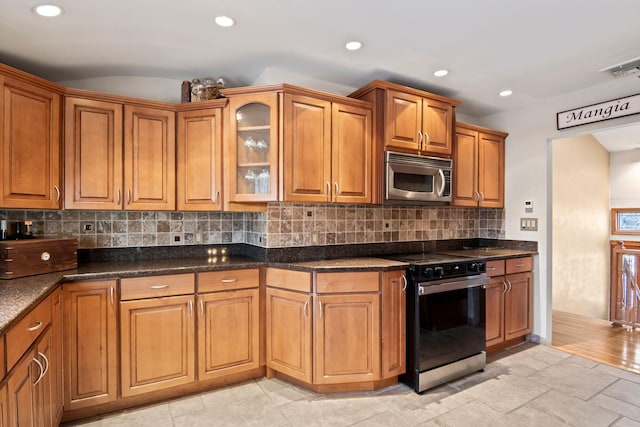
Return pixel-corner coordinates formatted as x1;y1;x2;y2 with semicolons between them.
416;276;487;372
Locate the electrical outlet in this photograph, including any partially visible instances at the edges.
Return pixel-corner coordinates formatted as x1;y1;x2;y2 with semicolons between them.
195;231;202;243
83;223;93;231
520;218;538;231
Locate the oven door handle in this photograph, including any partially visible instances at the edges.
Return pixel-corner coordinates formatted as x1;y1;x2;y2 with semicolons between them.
418;275;489;296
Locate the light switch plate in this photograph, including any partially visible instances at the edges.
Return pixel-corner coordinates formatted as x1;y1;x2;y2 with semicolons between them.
520;217;538;231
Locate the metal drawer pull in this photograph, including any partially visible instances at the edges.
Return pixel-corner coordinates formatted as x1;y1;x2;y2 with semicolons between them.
303;300;309;318
150;284;169;289
116;189;121;204
326;182;331;200
110;286;115;305
127;189;131;205
319;301;323;319
39;351;49;379
200;299;204;316
221;279;238;283
401;275;408;292
26;321;43;332
189;300;193;317
54;185;61;203
487;267;497;271
502;280;508;293
32;357;44;385
515;263;525;267
334;182;339;197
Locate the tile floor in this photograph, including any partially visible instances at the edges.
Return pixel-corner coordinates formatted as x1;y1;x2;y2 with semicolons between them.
64;343;640;427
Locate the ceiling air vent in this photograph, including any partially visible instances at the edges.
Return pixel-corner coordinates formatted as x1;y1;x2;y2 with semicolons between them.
600;56;640;78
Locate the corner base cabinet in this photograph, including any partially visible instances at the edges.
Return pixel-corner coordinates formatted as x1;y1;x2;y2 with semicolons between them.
265;267;406;391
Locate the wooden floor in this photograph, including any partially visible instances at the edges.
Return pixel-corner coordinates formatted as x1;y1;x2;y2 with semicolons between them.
552;310;640;374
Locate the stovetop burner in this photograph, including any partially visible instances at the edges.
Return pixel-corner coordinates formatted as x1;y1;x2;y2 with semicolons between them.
387;252;487;282
386;252;469;265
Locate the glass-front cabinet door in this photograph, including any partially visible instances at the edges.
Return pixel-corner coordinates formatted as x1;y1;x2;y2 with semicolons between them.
227;93;279;202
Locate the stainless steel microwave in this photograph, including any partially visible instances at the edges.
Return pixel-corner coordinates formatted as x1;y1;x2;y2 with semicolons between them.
385;151;452;203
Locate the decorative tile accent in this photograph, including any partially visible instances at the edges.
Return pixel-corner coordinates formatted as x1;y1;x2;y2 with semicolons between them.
0;204;505;249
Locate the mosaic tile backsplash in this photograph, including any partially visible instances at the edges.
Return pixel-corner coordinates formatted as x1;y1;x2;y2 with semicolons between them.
0;204;505;249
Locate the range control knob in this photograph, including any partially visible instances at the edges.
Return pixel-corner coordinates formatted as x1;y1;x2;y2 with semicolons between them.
433;266;444;278
422;267;433;279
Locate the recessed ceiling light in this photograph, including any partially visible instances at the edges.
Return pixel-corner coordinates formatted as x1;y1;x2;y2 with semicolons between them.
345;41;363;51
215;16;236;27
499;90;513;97
434;69;449;77
33;4;63;17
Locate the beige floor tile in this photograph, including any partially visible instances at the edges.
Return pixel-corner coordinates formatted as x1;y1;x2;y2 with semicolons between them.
593;364;640;384
350;409;411;426
418;400;512;427
463;373;550;413
168;394;206;418
530;361;618;400
200;385;239;409
613;417;640;427
526;389;619;426
602;379;640;406
505;404;571;426
229;379;268;400
590;393;640;422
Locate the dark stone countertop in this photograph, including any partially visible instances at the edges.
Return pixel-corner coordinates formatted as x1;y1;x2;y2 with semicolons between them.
0;256;262;335
436;248;538;260
268;257;409;273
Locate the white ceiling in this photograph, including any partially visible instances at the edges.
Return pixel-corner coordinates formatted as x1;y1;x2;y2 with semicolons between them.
1;0;640;146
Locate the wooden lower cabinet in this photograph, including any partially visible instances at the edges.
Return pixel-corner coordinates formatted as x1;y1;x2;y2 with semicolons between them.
265;287;313;383
485;257;534;348
485;276;506;347
7;347;38;426
7;328;55;427
504;272;534;340
120;295;195;397
381;270;406;378
63;280;118;411
266;267;405;390
314;293;380;384
0;383;6;427
197;288;260;380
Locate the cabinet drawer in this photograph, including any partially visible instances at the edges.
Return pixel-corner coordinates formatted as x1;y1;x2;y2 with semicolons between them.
316;271;380;293
506;257;533;274
6;294;51;370
198;268;259;292
121;273;195;300
266;268;312;293
485;260;505;277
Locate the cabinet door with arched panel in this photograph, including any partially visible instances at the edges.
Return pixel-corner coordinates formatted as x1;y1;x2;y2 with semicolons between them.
226;93;279;203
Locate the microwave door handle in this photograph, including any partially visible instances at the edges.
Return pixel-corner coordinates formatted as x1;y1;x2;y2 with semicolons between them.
437;169;446;197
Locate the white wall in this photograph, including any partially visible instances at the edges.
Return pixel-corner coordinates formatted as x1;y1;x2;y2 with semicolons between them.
610;149;640;242
479;76;640;343
552;134;610;319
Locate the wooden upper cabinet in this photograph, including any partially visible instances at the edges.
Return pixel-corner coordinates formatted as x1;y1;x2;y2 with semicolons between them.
422;97;453;155
283;93;332;202
332;102;372;204
226;92;279;204
64;97;123;210
478;131;505;208
124;105;175;210
176;107;224;211
453;122;507;208
385;89;422;152
1;75;62;209
283;94;372;204
352;82;458;157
